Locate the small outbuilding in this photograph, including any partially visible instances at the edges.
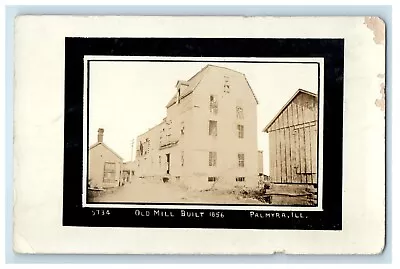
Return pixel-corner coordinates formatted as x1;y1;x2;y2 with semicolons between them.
122;161;136;183
89;128;124;189
263;89;318;185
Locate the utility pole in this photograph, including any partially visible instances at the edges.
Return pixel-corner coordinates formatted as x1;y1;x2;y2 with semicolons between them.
130;138;135;162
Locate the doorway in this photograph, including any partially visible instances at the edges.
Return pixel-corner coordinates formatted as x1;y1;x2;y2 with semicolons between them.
166;153;170;174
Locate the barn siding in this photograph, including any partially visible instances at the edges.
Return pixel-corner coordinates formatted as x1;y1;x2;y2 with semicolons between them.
269;130;276;181
267;91;318;184
273;125;278;181
276;116;282;182
305;95;314;183
283;109;290;183
292;102;301;183
279;113;285;183
298;99;307;183
311;124;318;184
305;125;312;183
287;103;294;183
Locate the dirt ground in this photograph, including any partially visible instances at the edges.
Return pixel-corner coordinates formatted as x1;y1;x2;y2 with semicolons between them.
90;177;264;204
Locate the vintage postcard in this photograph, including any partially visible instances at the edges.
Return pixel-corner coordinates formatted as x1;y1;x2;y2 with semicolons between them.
13;16;386;254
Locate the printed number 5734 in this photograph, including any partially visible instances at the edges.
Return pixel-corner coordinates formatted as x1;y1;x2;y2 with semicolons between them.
91;209;111;216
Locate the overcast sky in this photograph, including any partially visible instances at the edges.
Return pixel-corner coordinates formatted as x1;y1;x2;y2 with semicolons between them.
88;60;319;174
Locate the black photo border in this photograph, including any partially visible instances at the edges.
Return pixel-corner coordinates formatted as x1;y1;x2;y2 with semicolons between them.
63;38;344;230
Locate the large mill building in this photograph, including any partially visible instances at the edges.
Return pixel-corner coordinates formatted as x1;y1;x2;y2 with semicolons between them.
133;65;260;190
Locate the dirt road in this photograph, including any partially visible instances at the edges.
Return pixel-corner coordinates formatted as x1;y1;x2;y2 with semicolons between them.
92;178;263;204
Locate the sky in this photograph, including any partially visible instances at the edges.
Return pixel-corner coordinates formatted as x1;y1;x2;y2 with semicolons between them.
88;60;319;174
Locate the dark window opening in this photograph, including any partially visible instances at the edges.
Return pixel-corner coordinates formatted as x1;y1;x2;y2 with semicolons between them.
103;162;116;183
238;153;245;167
210;95;218;114
209;120;218;136
208;177;218;182
209;152;217;167
237;124;244;138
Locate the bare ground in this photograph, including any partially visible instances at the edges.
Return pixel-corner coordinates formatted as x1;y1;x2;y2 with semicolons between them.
90;178;264;204
90;178;317;206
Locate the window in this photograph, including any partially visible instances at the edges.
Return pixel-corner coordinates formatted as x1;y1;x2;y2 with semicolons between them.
209;95;218;114
146;139;150;154
237;124;244;139
236;106;244;119
209;120;218;136
208;177;218;182
209;152;217;167
103;162;116;183
181;151;184;166
224;76;230;93
236;177;245;182
139;142;144;156
180;121;185;135
238;153;245;167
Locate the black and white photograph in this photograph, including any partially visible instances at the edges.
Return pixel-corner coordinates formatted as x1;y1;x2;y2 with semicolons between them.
59;37;342;230
86;58;322;207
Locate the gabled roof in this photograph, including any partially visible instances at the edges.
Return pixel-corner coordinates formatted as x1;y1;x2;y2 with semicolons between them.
166;65;209;108
89;142;124;160
243;75;259;105
262;89;317;133
137;121;164;138
166;64;259;108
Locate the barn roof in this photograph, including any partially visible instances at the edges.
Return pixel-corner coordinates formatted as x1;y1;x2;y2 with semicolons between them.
166;64;259;108
262;89;317;133
89;142;124;160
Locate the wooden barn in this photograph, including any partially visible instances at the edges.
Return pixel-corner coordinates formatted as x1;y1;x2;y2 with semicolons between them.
263;89;318;185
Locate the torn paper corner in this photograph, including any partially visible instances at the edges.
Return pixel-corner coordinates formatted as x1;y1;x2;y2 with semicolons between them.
375;73;386;112
364;16;386;45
